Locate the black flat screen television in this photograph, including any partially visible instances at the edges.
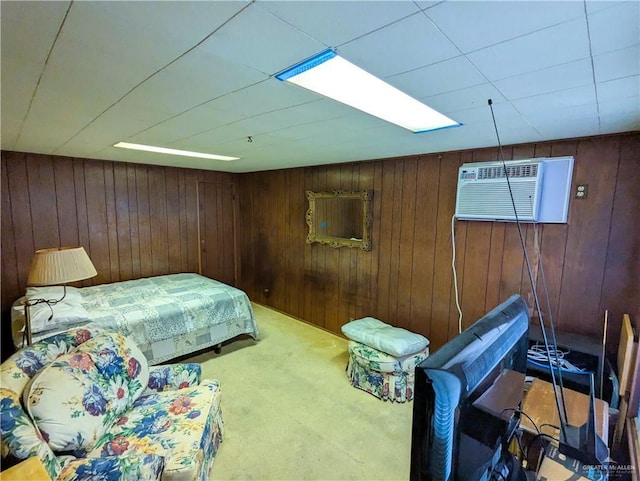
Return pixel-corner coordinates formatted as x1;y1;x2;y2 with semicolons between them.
410;294;530;481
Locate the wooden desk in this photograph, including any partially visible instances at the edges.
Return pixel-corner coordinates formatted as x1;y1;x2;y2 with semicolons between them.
521;377;609;443
0;457;50;480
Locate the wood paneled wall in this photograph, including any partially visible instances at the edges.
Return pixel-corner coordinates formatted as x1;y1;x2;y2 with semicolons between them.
238;133;640;352
1;133;638;355
1;151;237;313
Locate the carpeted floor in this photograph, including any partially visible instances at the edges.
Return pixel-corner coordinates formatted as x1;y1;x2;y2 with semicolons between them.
186;303;413;481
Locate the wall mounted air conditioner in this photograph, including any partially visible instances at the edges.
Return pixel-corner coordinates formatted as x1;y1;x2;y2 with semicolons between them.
455;156;574;223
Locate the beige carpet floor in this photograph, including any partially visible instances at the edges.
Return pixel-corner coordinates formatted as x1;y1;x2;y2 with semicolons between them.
186;303;413;481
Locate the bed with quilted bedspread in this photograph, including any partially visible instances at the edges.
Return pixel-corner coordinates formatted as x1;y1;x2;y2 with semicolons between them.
12;273;259;364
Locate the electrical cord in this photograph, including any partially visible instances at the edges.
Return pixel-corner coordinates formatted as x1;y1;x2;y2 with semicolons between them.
527;343;585;372
451;213;463;334
525;432;559;463
500;407;541;435
539;423;560;432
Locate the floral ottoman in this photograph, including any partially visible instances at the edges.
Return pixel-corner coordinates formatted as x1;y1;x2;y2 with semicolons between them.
342;317;430;402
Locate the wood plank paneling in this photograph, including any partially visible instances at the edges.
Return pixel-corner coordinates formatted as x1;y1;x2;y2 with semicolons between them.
53;157;80;248
1;157;19;308
600;134;640;355
558;137;621;336
1;132;638;357
238;133;640;354
28;155;60;250
1;152;236;316
84;160;111;284
113;163;133;281
409;155;439;336
4;154;35;295
165;168;182;274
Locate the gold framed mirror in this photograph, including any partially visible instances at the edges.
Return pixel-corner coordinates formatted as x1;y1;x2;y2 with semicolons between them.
305;190;373;251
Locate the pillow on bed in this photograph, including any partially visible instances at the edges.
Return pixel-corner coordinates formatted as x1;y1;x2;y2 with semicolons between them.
27;299;90;334
341;317;430;357
26;286;82;303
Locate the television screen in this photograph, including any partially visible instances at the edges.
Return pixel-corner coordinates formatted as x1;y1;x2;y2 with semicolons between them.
410;294;530;481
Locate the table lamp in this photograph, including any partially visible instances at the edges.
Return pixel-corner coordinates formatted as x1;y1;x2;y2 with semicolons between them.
24;246;97;345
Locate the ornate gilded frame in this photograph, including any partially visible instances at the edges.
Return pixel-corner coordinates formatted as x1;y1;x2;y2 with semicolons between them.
305;190;373;251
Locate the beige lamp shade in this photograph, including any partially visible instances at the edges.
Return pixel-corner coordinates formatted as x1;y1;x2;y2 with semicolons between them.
27;246;97;286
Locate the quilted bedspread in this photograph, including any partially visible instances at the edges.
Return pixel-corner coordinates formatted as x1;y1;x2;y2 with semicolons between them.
13;273;259;364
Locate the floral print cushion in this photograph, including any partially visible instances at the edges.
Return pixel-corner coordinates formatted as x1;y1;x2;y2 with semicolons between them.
88;380;222;481
1;328;103;396
348;341;429;373
23;332;149;455
346;341;429;403
145;363;202;394
1;328;104;480
57;453;165;481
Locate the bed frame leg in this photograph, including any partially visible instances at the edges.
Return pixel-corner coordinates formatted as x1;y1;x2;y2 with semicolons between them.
213;343;222;354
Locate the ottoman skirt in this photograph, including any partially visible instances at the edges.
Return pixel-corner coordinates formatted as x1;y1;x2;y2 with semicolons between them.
346;340;429;402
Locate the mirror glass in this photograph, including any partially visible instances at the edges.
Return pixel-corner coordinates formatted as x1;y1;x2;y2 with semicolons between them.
306;190;373;250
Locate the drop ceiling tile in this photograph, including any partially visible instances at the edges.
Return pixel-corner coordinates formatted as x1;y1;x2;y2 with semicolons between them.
179;128;249;151
0;60;45;149
265;97;362;125
512;85;597;116
390;56;487;99
1;2;70;149
593;45;640;83
421;83;508;116
597;75;640;101
206;78;318;117
588;1;640;55
202;5;325;75
599;96;640;118
68;1;249;60
255;1;420;47
57;109;175;157
535;118;601;140
223;110;314;137
424;1;584;53
415;1;444;10
1;1;69;64
15;2;249;152
585;1;629;15
599;109;640;133
128;103;248;145
467;17;591;81
493;58;594;100
338;12;460;78
525;103;599;130
16;88;118;153
446;101;521;127
117;51;268;117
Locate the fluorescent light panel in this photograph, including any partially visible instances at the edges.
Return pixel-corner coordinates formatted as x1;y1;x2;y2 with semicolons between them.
114;142;239;161
276;49;460;133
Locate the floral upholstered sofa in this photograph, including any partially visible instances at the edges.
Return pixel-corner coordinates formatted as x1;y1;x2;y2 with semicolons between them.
0;327;223;481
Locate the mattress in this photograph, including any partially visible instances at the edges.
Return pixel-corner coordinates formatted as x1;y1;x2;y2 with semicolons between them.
12;273;259;364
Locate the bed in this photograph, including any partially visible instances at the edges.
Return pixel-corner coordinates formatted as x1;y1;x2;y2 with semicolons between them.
11;273;259;364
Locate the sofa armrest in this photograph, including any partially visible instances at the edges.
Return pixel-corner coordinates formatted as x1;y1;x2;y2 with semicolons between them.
144;363;202;393
1;389;63;480
57;454;165;481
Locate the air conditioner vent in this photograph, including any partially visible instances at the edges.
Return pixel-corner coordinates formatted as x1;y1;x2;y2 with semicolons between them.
478;164;538;180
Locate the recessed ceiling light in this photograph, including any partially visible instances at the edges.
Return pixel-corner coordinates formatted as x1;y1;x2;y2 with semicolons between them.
275;49;460;133
113;142;239;161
